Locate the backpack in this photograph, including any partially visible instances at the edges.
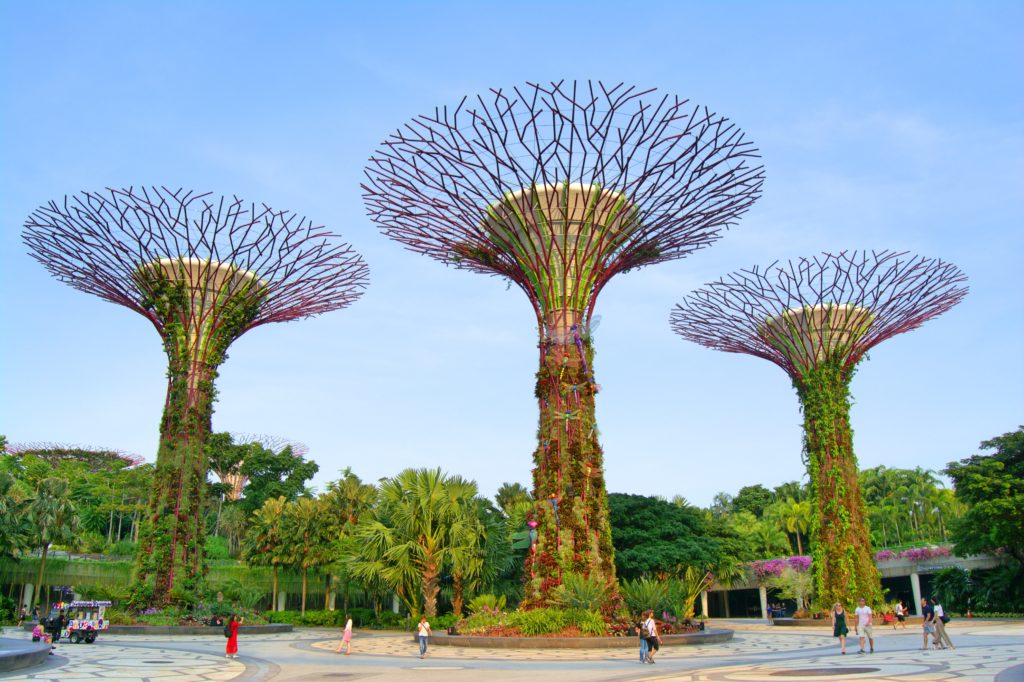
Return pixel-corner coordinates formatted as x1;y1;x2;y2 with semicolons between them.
639;621;651;638
224;622;232;638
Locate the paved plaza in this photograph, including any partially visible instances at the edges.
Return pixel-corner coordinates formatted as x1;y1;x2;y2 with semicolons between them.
2;619;1022;681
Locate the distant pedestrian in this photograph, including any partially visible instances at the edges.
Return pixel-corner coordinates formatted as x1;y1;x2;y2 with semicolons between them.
31;606;39;622
225;614;243;658
336;614;353;655
921;598;935;650
854;598;874;653
642;609;661;664
931;597;955;650
896;601;907;629
417;615;432;659
636;615;649;664
831;603;849;655
18;607;26;626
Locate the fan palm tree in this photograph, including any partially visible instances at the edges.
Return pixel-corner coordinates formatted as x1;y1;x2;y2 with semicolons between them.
28;477;79;608
349;468;479;617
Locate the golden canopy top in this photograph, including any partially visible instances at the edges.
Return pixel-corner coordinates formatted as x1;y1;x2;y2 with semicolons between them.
763;303;874;364
482;182;639;249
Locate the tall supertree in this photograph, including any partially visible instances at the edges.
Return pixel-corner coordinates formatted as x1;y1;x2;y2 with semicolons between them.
363;81;764;604
670;250;967;607
23;187;368;605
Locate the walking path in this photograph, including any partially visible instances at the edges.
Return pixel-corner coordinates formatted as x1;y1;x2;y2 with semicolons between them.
1;619;1021;681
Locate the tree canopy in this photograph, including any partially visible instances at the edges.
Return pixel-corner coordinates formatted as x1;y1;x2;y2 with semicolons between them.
945;426;1024;564
608;493;736;579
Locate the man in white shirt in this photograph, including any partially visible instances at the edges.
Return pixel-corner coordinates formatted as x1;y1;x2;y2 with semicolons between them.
854;598;874;653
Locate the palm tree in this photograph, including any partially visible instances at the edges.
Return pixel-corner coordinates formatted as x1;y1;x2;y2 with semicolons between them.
494;482;530;517
219;503;248;556
27;477;79;608
0;472;29;561
242;496;287;611
323;468;377;526
349;468;478;617
281;497;330;614
777;498;811;555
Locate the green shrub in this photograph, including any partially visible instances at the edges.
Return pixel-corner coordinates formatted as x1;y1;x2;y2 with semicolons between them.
508;607;567;635
564;608;607;635
374;610;405;629
620;577;670;617
346;607;375;627
554;573;609;611
204;535;231;560
105;539;137;557
468;594;506;614
0;596;16;624
459;609;505;634
103;607;135;624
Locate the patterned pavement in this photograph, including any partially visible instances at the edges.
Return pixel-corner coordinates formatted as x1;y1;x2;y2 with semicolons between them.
1;619;1021;681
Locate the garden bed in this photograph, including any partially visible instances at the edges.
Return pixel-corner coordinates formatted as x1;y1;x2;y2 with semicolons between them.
425;628;733;648
21;623;293;635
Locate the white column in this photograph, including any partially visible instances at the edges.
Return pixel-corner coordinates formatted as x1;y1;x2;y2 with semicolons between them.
392;594;400;614
700;590;709;619
328;591;336;611
910;572;922;616
22;583;34;611
759;585;768;621
277;591;287;612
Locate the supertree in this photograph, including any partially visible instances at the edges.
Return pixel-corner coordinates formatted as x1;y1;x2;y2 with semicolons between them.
8;442;146;470
363;80;764;604
214;433;310;501
23;187;368;605
670;250;967;607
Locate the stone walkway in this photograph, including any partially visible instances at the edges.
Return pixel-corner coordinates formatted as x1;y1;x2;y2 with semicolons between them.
0;619;1020;681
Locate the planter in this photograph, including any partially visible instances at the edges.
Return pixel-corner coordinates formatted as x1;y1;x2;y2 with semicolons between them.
422;628;733;649
20;623;294;636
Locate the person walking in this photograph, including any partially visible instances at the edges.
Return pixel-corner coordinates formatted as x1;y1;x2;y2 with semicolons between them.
896;600;907;629
931;597;956;650
416;615;432;659
636;615;649;664
336;614;353;655
854;598;875;653
831;602;850;654
225;614;243;658
920;598;935;650
642;609;661;664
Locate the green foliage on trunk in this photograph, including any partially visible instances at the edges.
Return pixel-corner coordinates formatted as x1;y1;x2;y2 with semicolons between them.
796;359;882;607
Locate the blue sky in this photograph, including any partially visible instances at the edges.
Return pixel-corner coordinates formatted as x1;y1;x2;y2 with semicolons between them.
2;1;1021;506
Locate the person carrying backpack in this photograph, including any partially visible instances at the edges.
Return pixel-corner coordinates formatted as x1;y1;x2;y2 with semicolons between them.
225;614;243;658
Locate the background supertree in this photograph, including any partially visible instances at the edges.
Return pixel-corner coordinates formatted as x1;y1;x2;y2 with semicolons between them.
363;80;764;604
23;187;368;605
7;442;146;470
206;432;312;502
670;250;968;607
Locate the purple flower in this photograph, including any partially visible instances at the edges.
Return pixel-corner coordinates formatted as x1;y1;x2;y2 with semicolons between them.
874;550;897;561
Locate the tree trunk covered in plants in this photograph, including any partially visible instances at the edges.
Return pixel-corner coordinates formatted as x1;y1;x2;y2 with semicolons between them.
523;334;616;607
134;349;218;606
131;269;260;607
796;360;882;608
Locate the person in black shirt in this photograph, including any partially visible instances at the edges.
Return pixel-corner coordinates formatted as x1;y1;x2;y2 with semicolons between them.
920;598;935;650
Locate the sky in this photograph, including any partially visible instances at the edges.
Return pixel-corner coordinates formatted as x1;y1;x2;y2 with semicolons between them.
1;1;1021;507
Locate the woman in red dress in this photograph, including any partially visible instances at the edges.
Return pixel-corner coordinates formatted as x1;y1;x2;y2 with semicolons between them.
226;614;243;658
